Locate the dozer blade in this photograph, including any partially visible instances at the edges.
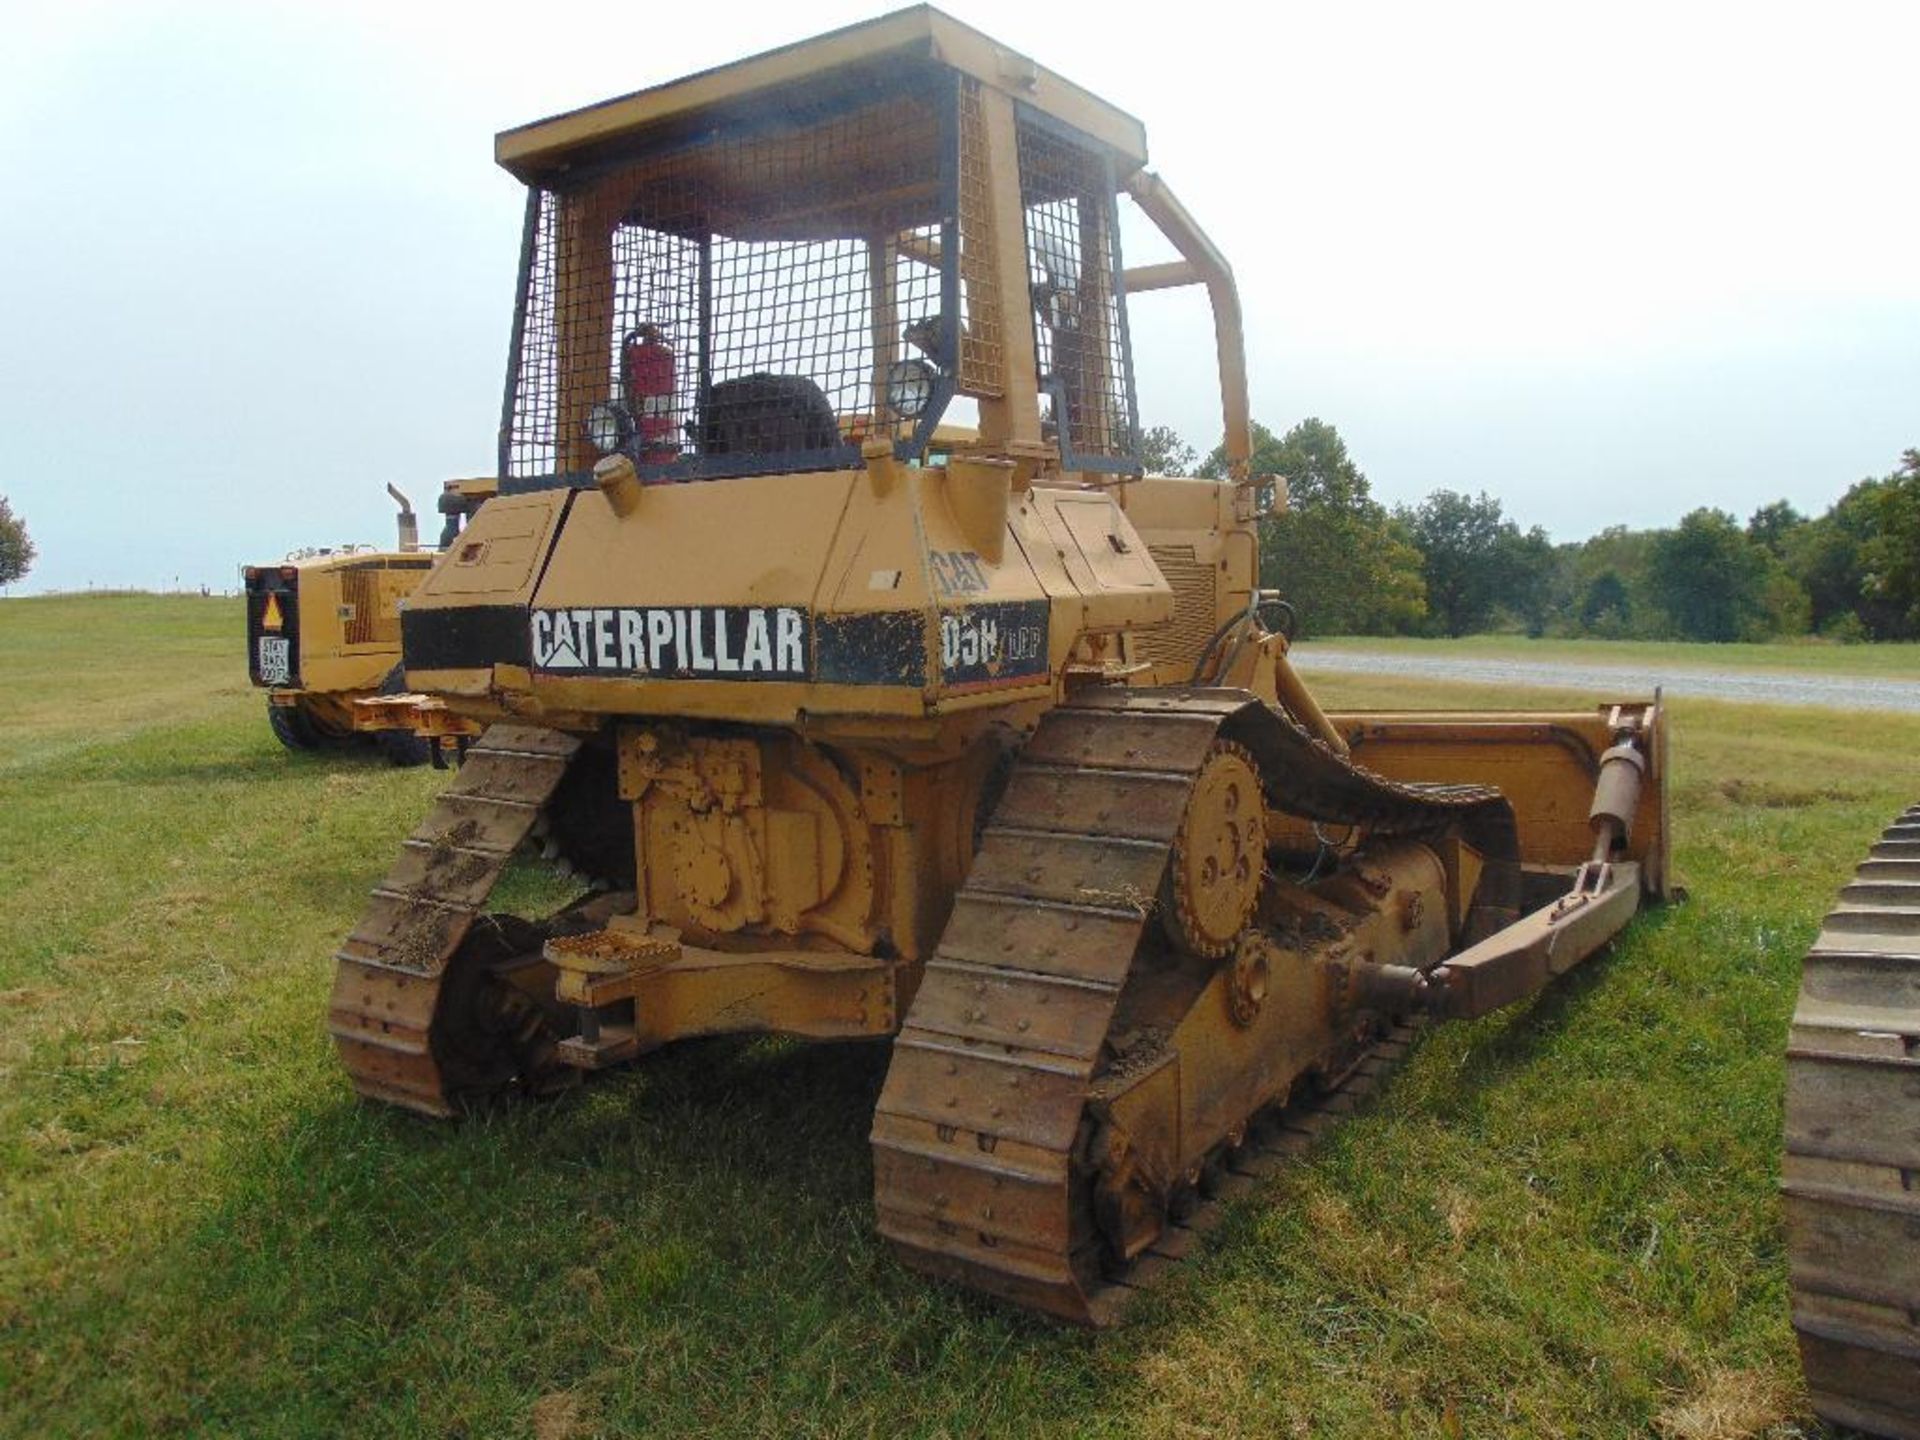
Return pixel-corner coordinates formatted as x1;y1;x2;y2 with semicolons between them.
1328;703;1673;901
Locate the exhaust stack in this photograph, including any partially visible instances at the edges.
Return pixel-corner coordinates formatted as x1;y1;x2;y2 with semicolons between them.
388;484;419;552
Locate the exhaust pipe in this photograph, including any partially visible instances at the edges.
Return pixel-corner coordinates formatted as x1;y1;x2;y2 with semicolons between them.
387;484;419;552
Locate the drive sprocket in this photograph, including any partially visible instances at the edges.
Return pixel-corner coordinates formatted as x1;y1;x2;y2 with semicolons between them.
1161;738;1266;959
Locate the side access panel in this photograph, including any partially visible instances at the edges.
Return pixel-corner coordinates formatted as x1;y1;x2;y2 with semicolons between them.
402;489;575;695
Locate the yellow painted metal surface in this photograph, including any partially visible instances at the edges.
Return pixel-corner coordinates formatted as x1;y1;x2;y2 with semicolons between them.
614;722;995;965
262;550;432;701
410;464;1174;728
1330;706;1672;897
544;925;899;1067
494;7;1148;183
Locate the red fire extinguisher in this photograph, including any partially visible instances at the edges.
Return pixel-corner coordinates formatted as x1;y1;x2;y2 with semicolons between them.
621;325;677;466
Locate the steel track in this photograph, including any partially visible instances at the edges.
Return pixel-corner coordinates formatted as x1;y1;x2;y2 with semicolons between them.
1784;802;1920;1440
871;687;1519;1323
327;724;581;1115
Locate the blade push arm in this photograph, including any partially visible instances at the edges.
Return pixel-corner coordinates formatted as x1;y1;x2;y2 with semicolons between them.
1356;704;1661;1021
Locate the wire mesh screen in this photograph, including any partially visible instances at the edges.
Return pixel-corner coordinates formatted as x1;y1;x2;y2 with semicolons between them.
503;80;958;483
503;189;563;480
1016;112;1139;470
955;77;1004;398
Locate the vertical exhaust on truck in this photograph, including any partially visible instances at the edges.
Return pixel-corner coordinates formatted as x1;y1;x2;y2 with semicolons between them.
387;484;419;553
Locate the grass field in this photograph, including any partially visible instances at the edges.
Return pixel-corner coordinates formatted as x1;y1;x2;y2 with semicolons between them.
3;594;1915;1438
1300;633;1920;678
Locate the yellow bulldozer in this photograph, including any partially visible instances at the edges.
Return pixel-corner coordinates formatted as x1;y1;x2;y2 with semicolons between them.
246;479;492;764
328;5;1693;1335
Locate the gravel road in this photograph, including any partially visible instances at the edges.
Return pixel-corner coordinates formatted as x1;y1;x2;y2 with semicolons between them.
1290;648;1920;713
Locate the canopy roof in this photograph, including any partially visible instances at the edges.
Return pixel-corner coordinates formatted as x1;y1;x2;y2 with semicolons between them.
494;6;1149;183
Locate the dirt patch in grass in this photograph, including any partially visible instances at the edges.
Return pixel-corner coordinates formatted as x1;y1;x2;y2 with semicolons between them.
1654;1367;1793;1439
530;1390;588;1440
1713;777;1868;810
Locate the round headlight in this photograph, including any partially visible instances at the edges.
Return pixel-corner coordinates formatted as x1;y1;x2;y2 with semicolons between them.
885;359;935;419
585;401;633;455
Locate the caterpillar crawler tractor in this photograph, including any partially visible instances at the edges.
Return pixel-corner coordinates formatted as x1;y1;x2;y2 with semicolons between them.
246;480;493;763
333;7;1683;1328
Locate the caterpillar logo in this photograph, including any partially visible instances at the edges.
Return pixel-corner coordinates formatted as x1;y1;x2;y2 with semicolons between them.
530;606;809;680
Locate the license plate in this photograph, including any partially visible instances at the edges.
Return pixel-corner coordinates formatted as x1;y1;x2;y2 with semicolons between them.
257;635;292;685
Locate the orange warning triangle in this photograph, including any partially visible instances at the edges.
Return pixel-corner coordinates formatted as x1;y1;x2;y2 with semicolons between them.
262;593;285;631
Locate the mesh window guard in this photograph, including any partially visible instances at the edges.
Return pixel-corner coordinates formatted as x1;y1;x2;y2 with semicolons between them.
1015;111;1140;472
502;80;959;484
954;76;1005;399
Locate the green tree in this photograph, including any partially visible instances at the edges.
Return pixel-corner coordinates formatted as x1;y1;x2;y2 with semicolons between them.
1782;514;1865;632
1745;499;1804;556
1759;566;1813;636
1741;500;1815;635
1782;451;1920;639
1201;419;1425;635
1644;508;1775;641
0;496;33;588
1401;489;1553;636
1856;449;1920;638
1496;524;1559;636
1553;526;1663;638
1138;424;1198;476
1578;569;1632;634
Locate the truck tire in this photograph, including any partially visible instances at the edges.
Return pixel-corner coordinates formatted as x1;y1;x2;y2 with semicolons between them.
267;699;326;752
374;666;433;768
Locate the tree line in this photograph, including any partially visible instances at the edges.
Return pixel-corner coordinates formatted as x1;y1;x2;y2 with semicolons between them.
1141;420;1920;643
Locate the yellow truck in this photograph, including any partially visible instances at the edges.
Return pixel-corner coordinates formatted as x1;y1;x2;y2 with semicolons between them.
244;480;491;763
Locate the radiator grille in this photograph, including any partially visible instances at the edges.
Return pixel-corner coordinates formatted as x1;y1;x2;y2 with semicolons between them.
1135;545;1217;669
341;570;385;647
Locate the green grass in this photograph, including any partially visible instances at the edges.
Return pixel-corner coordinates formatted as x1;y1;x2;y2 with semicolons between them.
3;593;1912;1438
1299;631;1920;677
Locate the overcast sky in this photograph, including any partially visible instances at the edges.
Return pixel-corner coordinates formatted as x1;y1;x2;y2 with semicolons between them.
1;0;1914;594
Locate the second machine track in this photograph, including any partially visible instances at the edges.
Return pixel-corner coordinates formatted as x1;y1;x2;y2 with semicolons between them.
1784;802;1920;1440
